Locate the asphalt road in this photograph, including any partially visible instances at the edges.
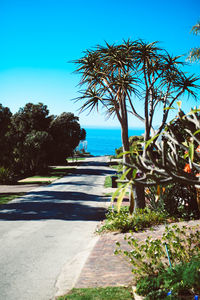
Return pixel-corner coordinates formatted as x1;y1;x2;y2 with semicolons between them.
0;156;115;300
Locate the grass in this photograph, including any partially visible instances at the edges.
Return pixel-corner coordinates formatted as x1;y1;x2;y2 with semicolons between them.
109;164;120;170
104;175;112;188
0;166;76;205
0;193;25;205
57;286;133;300
66;157;86;162
18;166;75;184
104;175;128;198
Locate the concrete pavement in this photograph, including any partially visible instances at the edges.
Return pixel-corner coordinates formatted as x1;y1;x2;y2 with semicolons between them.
0;156;115;300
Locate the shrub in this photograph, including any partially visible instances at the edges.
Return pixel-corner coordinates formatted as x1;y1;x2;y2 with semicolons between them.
104;176;112;188
98;207;169;233
145;183;200;220
0;167;16;184
115;225;200;279
136;257;200;299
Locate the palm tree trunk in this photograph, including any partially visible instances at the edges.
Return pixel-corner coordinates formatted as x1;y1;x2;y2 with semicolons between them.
134;183;145;211
120;95;146;214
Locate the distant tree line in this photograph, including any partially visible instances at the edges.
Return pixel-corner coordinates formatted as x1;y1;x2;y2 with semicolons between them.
0;102;86;182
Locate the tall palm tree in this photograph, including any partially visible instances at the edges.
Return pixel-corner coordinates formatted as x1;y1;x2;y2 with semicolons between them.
74;41;140;163
73;39;199;213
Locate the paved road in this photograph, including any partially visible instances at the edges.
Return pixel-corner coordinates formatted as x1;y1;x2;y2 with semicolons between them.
0;156;115;300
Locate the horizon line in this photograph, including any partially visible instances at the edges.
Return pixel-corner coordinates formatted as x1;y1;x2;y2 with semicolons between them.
82;125;145;130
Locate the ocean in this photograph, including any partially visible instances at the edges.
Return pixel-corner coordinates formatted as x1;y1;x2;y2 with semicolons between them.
80;127;145;156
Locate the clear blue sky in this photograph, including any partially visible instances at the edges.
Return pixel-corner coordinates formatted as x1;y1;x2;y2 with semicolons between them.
0;0;200;128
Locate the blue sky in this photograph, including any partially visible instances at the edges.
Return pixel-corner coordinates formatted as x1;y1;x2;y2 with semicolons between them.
0;0;200;128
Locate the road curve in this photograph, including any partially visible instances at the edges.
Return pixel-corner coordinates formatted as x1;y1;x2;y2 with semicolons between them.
0;156;115;300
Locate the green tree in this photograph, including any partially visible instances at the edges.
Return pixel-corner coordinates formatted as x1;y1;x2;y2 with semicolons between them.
188;21;200;62
23;130;53;172
0;104;13;167
74;40;198;212
49;112;85;164
12;102;53;133
11;102;54;174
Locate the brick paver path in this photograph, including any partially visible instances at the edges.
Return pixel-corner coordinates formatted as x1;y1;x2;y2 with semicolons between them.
75;219;200;288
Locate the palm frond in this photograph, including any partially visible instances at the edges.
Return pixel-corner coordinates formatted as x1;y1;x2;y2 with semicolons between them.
191;21;200;35
188;48;200;62
173;73;200;98
75;88;106;114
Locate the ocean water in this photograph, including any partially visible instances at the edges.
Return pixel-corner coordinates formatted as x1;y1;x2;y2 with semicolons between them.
82;127;144;156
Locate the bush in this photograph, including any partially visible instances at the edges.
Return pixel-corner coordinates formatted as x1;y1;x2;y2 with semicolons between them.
146;183;200;220
104;176;112;188
136;257;200;299
98;207;169;233
115;225;200;279
0;167;16;184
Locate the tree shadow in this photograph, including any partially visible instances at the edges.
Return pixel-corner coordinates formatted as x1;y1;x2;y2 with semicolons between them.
50;181;101;187
0;190;108;221
76;167;115;176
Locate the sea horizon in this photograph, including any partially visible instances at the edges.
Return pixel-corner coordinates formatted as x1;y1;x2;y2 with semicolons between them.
79;127;145;157
83;125;145;130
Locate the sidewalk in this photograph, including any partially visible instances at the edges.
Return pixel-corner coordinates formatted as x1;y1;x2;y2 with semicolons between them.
0;184;42;193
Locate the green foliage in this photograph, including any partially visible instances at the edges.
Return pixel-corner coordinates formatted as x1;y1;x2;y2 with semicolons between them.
188;21;200;62
24;130;53;172
104;176;112;188
10;102;54;175
0;167;16;184
12;102;52;132
146;183;200;219
0;193;25;205
98;207;168;233
115;225;200;279
114;136;143;158
0;104;13;168
5;102;85;178
136;257;200;299
49;112;85;164
128;109;200;191
115;146;123;157
58;286;133;300
19;166;75;183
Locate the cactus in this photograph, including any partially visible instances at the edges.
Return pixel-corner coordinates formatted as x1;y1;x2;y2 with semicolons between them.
126;109;200;188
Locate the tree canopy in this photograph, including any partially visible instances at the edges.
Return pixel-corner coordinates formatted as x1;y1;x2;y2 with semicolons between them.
74;40;199;148
74;39;199;211
0;102;85;177
49;112;86;163
0;104;12;167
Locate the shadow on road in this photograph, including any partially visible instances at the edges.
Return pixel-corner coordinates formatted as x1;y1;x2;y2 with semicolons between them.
0;159;116;222
0;191;108;221
74;167;115;177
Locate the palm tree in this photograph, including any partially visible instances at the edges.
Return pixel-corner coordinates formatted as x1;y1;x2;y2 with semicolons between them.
188;21;200;62
73;39;199;213
74;42;140;161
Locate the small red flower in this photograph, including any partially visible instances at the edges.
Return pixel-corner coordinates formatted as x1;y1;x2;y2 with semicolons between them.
196;145;200;153
184;163;191;173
